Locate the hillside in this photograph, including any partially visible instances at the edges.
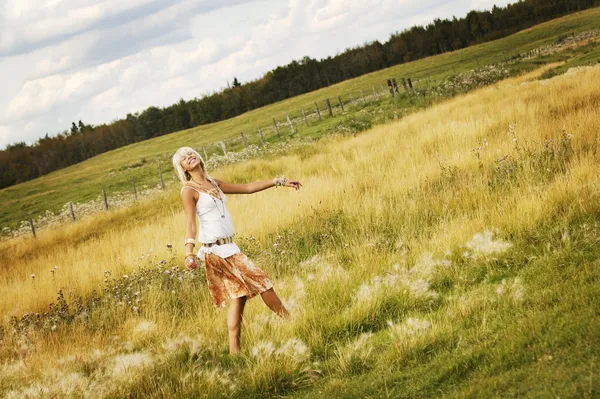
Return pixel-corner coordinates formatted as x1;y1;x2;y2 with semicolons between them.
1;8;600;235
1;59;599;397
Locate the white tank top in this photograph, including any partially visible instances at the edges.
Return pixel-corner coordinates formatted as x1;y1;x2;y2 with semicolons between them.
180;179;241;259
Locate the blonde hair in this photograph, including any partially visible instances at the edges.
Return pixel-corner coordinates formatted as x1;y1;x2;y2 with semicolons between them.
172;147;212;184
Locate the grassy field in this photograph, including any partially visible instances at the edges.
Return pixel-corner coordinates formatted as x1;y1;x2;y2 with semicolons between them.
1;58;599;397
2;7;600;232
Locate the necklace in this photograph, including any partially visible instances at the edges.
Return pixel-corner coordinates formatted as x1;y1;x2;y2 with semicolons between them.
190;177;226;218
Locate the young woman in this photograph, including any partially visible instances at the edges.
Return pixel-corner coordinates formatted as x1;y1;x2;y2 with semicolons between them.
172;146;302;354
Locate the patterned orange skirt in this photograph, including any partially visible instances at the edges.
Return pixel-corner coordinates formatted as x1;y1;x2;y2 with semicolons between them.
203;252;274;308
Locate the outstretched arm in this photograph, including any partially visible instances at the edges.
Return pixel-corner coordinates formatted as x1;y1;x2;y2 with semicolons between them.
214;178;302;194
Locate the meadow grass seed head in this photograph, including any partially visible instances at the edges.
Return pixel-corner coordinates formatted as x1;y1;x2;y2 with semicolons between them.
133;320;156;335
275;338;310;362
251;341;276;358
496;279;507;296
111;352;153;378
388;317;431;339
465;230;512;258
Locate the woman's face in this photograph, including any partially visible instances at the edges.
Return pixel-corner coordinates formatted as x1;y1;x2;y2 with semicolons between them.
179;150;203;172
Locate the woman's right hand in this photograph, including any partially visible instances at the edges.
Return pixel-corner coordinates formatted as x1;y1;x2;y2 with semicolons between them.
184;254;198;270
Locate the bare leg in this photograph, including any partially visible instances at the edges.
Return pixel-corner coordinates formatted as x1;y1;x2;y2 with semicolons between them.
260;288;290;319
227;296;247;354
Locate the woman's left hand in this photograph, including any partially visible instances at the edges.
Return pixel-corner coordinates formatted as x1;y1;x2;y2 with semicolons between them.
285;179;302;190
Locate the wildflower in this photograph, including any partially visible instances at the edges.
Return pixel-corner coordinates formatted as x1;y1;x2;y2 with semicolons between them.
30;274;35;279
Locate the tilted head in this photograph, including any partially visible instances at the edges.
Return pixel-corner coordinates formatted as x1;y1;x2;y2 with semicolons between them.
172;147;211;184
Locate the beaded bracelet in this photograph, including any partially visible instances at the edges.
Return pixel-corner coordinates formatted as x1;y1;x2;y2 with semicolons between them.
273;176;287;188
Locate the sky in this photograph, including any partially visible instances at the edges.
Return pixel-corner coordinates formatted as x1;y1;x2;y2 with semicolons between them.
0;0;514;149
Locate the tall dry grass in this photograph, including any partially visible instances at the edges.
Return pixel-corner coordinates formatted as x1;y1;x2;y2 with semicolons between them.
1;65;599;398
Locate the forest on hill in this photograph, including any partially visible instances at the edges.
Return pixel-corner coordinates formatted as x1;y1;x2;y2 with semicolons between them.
1;0;597;189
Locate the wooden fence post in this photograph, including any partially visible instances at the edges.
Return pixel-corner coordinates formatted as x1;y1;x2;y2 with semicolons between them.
286;113;295;135
132;177;137;200
102;189;108;210
392;78;399;93
258;126;265;144
202;146;209;161
241;132;247;148
337;96;344;112
387;79;394;96
301;109;309;127
407;78;413;90
69;202;76;221
273;118;281;140
314;102;322;119
158;162;165;190
220;141;227;155
349;93;355;104
325;98;333;116
360;89;365;102
29;219;36;238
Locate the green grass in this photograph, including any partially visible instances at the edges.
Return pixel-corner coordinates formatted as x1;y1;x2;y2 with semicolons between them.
2;7;600;231
1;43;599;398
288;216;600;398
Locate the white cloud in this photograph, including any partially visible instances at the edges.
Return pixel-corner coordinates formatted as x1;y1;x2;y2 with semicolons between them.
0;126;12;148
0;0;517;147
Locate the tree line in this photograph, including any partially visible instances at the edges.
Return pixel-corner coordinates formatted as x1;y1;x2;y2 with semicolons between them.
1;0;597;189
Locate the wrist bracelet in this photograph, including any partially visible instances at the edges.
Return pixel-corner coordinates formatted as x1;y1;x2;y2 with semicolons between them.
273;175;287;188
184;238;196;247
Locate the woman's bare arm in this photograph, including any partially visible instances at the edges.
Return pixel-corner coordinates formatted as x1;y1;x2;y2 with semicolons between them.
181;188;198;254
214;178;302;194
213;179;270;194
